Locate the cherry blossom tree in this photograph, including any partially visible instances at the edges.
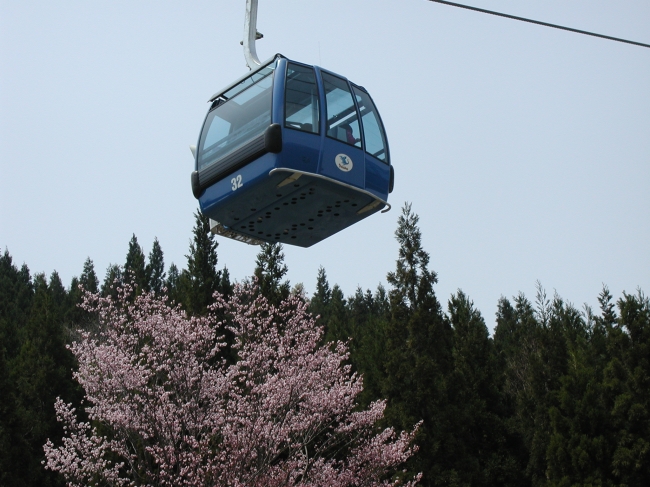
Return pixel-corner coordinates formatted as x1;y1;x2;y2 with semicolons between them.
44;283;420;487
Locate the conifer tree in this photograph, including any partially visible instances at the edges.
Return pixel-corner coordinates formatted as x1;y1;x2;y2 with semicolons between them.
219;266;233;300
183;211;220;315
346;287;374;361
447;290;524;486
67;259;100;328
11;273;77;486
48;271;68;320
323;284;348;344
165;263;181;305
66;276;82;323
494;293;549;483
79;258;99;294
146;237;165;295
605;291;650;484
0;338;16;487
101;264;122;299
386;203;438;310
253;242;290;306
544;298;611;486
124;234;147;292
309;266;332;324
492;296;532;483
383;203;454;486
0;251;34;486
0;251;33;361
350;285;390;408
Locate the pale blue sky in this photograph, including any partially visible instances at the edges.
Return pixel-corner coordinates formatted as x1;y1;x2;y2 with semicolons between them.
1;0;648;327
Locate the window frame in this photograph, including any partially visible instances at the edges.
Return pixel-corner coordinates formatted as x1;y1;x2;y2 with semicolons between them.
197;60;277;170
283;62;321;136
352;85;390;164
321;71;363;150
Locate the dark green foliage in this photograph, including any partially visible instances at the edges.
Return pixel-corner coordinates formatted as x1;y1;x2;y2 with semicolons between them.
605;291;650;485
494;293;544;472
101;263;123;299
79;257;99;294
0;251;34;486
146;237;165;295
0;256;78;486
124;234;147;292
254;242;290;306
322;284;348;344
182;211;221;315
66;258;100;328
386;203;437;311
166;262;181;304
2;207;649;487
219;266;233;299
446;290;525;486
383;204;454;486
0;251;33;360
348;285;390;408
309;266;331;324
11;275;77;485
0;341;17;486
493;285;650;487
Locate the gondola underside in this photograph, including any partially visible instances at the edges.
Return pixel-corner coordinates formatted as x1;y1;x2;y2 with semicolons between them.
205;169;388;248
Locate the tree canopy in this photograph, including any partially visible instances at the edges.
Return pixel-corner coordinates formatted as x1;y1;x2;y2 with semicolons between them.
0;203;648;486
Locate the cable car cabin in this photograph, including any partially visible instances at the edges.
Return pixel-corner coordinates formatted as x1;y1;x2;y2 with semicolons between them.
191;54;393;247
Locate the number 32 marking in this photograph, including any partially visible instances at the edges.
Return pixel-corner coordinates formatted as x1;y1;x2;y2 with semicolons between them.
231;174;243;191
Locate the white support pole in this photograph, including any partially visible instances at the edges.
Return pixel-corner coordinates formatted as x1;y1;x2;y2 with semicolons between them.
243;0;261;69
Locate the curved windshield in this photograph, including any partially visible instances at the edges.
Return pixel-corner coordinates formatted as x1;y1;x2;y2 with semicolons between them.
353;86;389;163
198;63;275;170
322;72;361;149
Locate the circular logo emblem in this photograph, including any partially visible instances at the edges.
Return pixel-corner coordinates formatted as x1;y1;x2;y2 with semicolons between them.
335;154;353;172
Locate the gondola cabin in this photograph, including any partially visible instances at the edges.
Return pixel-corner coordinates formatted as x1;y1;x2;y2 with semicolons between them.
191;54;393;247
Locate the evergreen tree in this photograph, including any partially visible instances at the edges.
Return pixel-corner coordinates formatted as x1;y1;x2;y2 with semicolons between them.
386;203;437;310
0;337;16;486
322;284;348;344
67;259;99;329
165;263;181;304
146;237;165;295
448;290;525;486
309;266;331;324
494;292;551;485
48;271;68;320
101;264;122;299
66;276;82;324
350;285;390;409
183;211;220;315
382;203;454;486
124;234;147;292
11;273;77;486
0;251;33;361
253;242;290;306
346;287;375;361
219;266;233;300
492;296;534;485
0;251;34;486
79;257;99;294
527;289;573;483
606;291;650;484
545;298;612;486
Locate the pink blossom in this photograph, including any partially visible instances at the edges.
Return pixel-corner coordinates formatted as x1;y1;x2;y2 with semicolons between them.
44;283;419;486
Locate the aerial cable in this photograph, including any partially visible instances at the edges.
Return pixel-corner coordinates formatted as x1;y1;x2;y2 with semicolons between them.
428;0;650;49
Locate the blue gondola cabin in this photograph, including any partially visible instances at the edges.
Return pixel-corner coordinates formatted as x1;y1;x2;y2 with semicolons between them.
191;54;394;247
